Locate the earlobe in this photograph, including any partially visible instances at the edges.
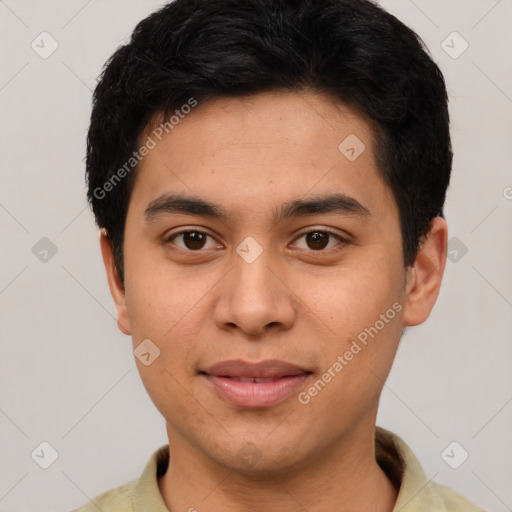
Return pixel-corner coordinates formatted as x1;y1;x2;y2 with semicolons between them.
99;230;132;335
402;217;448;327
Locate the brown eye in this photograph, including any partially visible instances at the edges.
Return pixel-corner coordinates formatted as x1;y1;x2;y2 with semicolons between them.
182;232;207;250
291;229;347;252
305;231;330;250
166;230;221;251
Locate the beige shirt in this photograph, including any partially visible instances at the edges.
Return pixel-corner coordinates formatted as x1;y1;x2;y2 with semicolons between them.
71;427;486;511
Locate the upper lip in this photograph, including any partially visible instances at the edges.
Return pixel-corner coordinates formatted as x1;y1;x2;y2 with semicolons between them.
202;359;310;379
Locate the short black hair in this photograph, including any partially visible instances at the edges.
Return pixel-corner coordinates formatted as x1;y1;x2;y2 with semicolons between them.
86;0;452;284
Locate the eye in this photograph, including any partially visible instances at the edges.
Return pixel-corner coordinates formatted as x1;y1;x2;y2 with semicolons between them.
164;228;347;253
291;229;347;252
164;230;223;251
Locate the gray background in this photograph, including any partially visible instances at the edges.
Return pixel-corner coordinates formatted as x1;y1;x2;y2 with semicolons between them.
0;1;511;511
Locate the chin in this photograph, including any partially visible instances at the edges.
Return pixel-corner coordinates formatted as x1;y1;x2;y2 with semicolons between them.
203;433;313;477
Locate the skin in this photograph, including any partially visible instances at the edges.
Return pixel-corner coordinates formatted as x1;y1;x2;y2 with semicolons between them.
100;90;447;512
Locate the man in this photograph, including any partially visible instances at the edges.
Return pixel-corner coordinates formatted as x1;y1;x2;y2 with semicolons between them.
74;0;485;510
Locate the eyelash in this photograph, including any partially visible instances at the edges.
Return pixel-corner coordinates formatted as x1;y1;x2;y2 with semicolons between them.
163;228;349;254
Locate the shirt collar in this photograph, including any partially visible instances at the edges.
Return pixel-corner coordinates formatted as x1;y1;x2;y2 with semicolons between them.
376;427;448;511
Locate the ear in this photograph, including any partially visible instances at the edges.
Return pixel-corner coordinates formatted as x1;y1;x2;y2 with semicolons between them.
402;217;448;327
99;229;131;335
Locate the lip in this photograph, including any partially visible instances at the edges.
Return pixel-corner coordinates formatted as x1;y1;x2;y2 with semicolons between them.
201;359;312;408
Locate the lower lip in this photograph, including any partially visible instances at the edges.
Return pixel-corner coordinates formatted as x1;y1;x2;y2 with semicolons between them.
203;374;310;408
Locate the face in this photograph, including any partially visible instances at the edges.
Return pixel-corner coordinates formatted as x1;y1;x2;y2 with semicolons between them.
101;91;446;475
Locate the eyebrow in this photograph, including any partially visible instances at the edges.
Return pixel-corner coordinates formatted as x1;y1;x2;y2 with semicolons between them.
144;192;371;223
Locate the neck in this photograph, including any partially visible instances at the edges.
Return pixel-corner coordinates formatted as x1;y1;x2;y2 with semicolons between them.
158;423;398;512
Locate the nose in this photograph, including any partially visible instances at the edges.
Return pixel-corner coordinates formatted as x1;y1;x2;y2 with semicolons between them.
213;243;297;337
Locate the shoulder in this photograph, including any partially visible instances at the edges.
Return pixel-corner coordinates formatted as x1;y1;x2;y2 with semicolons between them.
430;481;487;512
375;427;487;512
70;479;137;512
69;443;170;512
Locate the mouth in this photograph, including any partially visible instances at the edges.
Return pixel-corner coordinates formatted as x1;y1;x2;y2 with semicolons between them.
200;359;312;408
217;376;292;383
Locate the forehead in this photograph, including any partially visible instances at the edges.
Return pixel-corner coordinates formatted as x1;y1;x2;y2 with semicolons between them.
131;91;396;223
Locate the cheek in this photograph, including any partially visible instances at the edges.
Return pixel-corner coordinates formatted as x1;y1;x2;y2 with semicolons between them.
125;274;204;418
302;249;405;386
124;262;215;380
309;255;402;331
123;246;197;335
298;278;404;428
136;361;201;434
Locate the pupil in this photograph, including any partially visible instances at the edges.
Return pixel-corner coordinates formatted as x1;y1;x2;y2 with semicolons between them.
184;232;205;250
307;231;328;250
